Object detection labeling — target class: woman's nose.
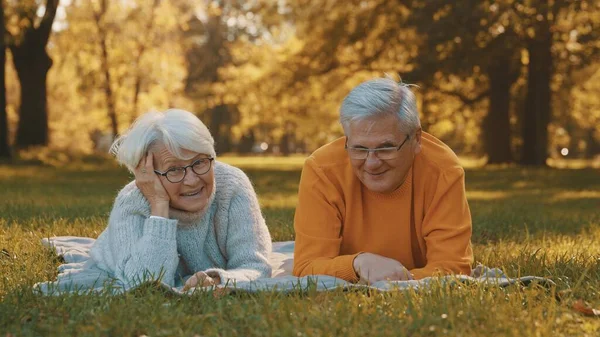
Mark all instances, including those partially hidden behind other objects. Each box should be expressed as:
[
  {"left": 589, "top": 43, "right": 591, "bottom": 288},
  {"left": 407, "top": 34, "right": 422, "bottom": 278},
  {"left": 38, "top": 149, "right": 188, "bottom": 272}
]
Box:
[{"left": 182, "top": 168, "right": 201, "bottom": 185}]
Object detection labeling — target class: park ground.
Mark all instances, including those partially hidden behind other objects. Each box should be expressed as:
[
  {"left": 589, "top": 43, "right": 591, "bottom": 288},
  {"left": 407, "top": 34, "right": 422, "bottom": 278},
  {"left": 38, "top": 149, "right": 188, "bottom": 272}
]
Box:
[{"left": 0, "top": 156, "right": 599, "bottom": 336}]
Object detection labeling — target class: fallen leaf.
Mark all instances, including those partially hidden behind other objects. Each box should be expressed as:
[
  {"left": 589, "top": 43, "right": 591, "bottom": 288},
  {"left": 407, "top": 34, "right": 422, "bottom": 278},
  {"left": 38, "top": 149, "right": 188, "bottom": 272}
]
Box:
[{"left": 572, "top": 300, "right": 600, "bottom": 317}]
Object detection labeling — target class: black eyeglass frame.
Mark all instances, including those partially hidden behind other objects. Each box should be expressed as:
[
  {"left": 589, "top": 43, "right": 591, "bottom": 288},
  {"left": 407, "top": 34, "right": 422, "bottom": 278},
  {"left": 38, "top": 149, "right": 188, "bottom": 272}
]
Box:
[{"left": 154, "top": 157, "right": 214, "bottom": 183}]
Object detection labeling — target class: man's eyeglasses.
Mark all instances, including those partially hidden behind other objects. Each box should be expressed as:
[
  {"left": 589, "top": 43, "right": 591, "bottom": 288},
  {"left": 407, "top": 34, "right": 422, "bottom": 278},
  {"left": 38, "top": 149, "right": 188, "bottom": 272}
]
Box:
[
  {"left": 154, "top": 157, "right": 214, "bottom": 183},
  {"left": 345, "top": 135, "right": 410, "bottom": 160}
]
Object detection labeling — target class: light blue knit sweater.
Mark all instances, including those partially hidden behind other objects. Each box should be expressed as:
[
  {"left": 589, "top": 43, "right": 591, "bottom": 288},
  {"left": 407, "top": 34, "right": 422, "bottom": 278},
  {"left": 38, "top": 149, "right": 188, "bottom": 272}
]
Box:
[{"left": 89, "top": 161, "right": 272, "bottom": 287}]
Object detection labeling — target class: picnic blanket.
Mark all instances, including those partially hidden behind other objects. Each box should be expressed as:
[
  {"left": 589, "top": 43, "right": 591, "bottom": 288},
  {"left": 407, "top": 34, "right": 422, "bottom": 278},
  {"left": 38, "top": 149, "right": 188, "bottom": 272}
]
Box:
[{"left": 34, "top": 236, "right": 554, "bottom": 295}]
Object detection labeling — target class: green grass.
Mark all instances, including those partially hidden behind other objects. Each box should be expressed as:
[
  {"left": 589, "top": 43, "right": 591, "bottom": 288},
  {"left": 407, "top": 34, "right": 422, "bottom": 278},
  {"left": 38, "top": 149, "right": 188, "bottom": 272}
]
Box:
[{"left": 1, "top": 156, "right": 599, "bottom": 336}]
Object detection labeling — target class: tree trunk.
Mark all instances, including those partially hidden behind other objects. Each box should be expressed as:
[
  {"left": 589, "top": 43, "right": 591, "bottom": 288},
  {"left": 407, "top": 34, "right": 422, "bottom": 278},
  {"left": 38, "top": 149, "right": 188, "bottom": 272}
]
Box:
[
  {"left": 521, "top": 19, "right": 552, "bottom": 166},
  {"left": 585, "top": 128, "right": 600, "bottom": 158},
  {"left": 209, "top": 104, "right": 233, "bottom": 154},
  {"left": 130, "top": 0, "right": 160, "bottom": 124},
  {"left": 100, "top": 36, "right": 117, "bottom": 137},
  {"left": 12, "top": 38, "right": 53, "bottom": 148},
  {"left": 93, "top": 0, "right": 118, "bottom": 137},
  {"left": 0, "top": 1, "right": 10, "bottom": 158},
  {"left": 483, "top": 57, "right": 514, "bottom": 164},
  {"left": 238, "top": 130, "right": 255, "bottom": 153},
  {"left": 9, "top": 0, "right": 58, "bottom": 149}
]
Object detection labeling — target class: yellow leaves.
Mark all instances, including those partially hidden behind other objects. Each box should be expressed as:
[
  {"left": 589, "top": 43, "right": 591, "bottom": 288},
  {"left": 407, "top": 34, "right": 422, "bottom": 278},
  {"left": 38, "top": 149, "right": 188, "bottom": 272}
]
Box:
[
  {"left": 15, "top": 0, "right": 193, "bottom": 153},
  {"left": 152, "top": 2, "right": 182, "bottom": 30},
  {"left": 521, "top": 49, "right": 529, "bottom": 65},
  {"left": 432, "top": 4, "right": 452, "bottom": 22},
  {"left": 489, "top": 24, "right": 505, "bottom": 37},
  {"left": 207, "top": 1, "right": 222, "bottom": 17},
  {"left": 429, "top": 119, "right": 455, "bottom": 139}
]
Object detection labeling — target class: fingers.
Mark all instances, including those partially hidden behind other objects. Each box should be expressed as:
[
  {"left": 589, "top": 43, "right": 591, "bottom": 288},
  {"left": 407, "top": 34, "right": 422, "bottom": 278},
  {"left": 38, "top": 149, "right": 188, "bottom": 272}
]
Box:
[
  {"left": 183, "top": 271, "right": 216, "bottom": 291},
  {"left": 352, "top": 253, "right": 415, "bottom": 283},
  {"left": 201, "top": 276, "right": 215, "bottom": 287},
  {"left": 145, "top": 152, "right": 154, "bottom": 172},
  {"left": 399, "top": 267, "right": 413, "bottom": 281},
  {"left": 182, "top": 275, "right": 198, "bottom": 292},
  {"left": 366, "top": 266, "right": 412, "bottom": 283},
  {"left": 134, "top": 152, "right": 150, "bottom": 177},
  {"left": 389, "top": 266, "right": 413, "bottom": 281}
]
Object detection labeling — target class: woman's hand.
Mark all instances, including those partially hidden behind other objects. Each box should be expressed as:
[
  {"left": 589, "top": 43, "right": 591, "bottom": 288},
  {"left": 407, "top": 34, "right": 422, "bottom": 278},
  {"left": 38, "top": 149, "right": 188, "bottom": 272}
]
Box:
[
  {"left": 183, "top": 271, "right": 221, "bottom": 291},
  {"left": 134, "top": 152, "right": 170, "bottom": 217}
]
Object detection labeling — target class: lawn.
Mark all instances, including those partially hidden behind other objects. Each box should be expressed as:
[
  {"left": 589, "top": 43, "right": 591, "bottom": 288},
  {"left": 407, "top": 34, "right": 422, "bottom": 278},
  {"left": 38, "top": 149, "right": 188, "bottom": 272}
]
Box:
[{"left": 1, "top": 156, "right": 599, "bottom": 336}]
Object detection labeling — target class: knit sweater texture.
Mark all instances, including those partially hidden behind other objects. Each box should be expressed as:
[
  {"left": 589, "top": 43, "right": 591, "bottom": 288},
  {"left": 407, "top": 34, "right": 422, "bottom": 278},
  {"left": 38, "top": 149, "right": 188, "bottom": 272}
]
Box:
[
  {"left": 293, "top": 132, "right": 473, "bottom": 281},
  {"left": 90, "top": 161, "right": 272, "bottom": 287}
]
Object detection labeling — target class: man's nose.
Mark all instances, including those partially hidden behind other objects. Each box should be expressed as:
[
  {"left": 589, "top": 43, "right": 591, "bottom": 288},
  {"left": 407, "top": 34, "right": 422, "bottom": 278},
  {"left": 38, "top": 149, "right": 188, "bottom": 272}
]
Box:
[{"left": 364, "top": 151, "right": 382, "bottom": 168}]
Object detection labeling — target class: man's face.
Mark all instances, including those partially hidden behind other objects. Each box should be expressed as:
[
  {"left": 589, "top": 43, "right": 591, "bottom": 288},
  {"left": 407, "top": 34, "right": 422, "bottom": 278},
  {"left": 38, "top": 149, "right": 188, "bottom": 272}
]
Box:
[{"left": 345, "top": 114, "right": 421, "bottom": 194}]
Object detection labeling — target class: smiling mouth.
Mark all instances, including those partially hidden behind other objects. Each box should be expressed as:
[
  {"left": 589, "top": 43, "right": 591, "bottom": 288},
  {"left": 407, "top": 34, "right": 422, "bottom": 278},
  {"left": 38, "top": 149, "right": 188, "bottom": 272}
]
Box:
[
  {"left": 181, "top": 187, "right": 204, "bottom": 197},
  {"left": 366, "top": 171, "right": 386, "bottom": 176}
]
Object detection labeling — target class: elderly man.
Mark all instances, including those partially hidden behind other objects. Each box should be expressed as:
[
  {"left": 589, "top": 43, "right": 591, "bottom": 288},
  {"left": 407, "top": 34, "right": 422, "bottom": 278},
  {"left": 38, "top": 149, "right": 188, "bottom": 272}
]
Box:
[{"left": 293, "top": 78, "right": 473, "bottom": 283}]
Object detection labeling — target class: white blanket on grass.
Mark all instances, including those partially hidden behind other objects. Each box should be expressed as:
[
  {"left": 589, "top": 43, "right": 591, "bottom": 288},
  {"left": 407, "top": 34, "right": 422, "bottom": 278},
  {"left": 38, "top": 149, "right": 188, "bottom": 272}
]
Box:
[{"left": 34, "top": 236, "right": 554, "bottom": 295}]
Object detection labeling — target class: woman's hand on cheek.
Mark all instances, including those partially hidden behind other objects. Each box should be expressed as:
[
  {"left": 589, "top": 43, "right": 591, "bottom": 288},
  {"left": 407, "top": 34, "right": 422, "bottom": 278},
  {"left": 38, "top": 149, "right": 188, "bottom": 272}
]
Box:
[{"left": 134, "top": 152, "right": 170, "bottom": 217}]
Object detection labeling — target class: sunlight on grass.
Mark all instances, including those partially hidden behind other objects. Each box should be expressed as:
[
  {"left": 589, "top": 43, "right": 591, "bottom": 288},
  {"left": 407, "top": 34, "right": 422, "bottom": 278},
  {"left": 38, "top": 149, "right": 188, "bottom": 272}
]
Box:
[
  {"left": 547, "top": 157, "right": 600, "bottom": 169},
  {"left": 466, "top": 190, "right": 511, "bottom": 200},
  {"left": 1, "top": 160, "right": 599, "bottom": 336},
  {"left": 219, "top": 155, "right": 308, "bottom": 170},
  {"left": 460, "top": 156, "right": 600, "bottom": 169},
  {"left": 259, "top": 194, "right": 299, "bottom": 209},
  {"left": 549, "top": 190, "right": 600, "bottom": 202}
]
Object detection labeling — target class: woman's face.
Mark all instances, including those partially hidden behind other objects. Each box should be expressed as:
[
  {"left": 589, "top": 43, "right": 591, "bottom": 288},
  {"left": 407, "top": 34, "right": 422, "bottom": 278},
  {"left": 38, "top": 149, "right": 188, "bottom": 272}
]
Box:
[{"left": 152, "top": 145, "right": 215, "bottom": 213}]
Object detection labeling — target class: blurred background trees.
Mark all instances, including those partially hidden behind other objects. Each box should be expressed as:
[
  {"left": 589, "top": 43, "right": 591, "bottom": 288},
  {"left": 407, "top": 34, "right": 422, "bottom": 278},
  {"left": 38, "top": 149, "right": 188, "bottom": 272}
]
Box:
[{"left": 0, "top": 0, "right": 598, "bottom": 165}]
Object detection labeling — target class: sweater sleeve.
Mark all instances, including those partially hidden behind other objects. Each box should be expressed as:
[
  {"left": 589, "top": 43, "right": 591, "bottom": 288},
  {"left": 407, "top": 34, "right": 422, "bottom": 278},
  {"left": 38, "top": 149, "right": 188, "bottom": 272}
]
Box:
[
  {"left": 93, "top": 186, "right": 180, "bottom": 287},
  {"left": 204, "top": 176, "right": 272, "bottom": 284},
  {"left": 292, "top": 157, "right": 361, "bottom": 282},
  {"left": 410, "top": 167, "right": 473, "bottom": 280}
]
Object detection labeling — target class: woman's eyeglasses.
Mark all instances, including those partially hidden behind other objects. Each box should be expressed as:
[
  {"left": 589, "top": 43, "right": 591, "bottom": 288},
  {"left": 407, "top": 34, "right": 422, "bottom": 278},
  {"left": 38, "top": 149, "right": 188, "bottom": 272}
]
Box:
[{"left": 154, "top": 158, "right": 214, "bottom": 183}]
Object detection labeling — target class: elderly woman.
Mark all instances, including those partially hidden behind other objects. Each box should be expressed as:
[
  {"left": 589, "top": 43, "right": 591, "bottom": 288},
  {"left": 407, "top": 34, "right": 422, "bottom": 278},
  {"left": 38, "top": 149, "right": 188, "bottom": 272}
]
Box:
[{"left": 89, "top": 109, "right": 272, "bottom": 290}]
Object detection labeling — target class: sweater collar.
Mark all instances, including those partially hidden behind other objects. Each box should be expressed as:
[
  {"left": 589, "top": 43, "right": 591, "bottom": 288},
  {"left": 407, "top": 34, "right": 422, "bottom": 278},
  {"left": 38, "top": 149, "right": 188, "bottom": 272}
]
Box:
[{"left": 363, "top": 166, "right": 413, "bottom": 200}]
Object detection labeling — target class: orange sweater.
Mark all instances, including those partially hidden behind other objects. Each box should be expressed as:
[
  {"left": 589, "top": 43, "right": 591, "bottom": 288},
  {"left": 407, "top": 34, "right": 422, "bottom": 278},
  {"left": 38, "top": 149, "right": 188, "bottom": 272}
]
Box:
[{"left": 292, "top": 132, "right": 473, "bottom": 281}]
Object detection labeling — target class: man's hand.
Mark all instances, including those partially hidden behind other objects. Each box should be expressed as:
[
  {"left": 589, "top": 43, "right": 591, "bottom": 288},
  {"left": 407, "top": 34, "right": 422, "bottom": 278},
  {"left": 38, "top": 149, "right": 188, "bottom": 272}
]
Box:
[
  {"left": 134, "top": 152, "right": 170, "bottom": 217},
  {"left": 352, "top": 252, "right": 413, "bottom": 284},
  {"left": 183, "top": 271, "right": 221, "bottom": 291}
]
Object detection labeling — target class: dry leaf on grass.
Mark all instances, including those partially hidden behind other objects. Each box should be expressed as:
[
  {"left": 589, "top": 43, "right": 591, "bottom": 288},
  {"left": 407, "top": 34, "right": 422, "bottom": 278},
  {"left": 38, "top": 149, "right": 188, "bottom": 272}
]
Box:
[{"left": 572, "top": 300, "right": 600, "bottom": 317}]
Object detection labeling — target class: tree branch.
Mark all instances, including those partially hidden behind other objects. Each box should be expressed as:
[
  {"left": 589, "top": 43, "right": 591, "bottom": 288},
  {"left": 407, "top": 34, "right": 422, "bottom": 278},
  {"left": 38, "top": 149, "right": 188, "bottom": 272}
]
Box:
[
  {"left": 430, "top": 83, "right": 489, "bottom": 106},
  {"left": 38, "top": 0, "right": 59, "bottom": 45}
]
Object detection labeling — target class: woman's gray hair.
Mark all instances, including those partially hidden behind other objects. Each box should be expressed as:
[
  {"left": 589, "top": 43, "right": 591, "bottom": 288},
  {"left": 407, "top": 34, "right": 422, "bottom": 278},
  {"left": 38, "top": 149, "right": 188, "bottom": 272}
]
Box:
[
  {"left": 110, "top": 109, "right": 216, "bottom": 171},
  {"left": 340, "top": 78, "right": 421, "bottom": 136}
]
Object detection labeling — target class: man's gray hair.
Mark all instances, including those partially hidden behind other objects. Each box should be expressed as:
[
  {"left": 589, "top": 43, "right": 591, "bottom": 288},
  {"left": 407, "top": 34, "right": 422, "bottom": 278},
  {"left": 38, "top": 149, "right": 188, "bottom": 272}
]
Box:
[
  {"left": 340, "top": 78, "right": 421, "bottom": 136},
  {"left": 110, "top": 109, "right": 216, "bottom": 172}
]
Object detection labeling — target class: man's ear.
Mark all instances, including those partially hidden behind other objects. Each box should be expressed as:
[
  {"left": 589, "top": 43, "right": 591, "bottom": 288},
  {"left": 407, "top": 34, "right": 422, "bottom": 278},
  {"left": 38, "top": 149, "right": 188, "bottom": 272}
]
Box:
[{"left": 414, "top": 128, "right": 422, "bottom": 154}]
